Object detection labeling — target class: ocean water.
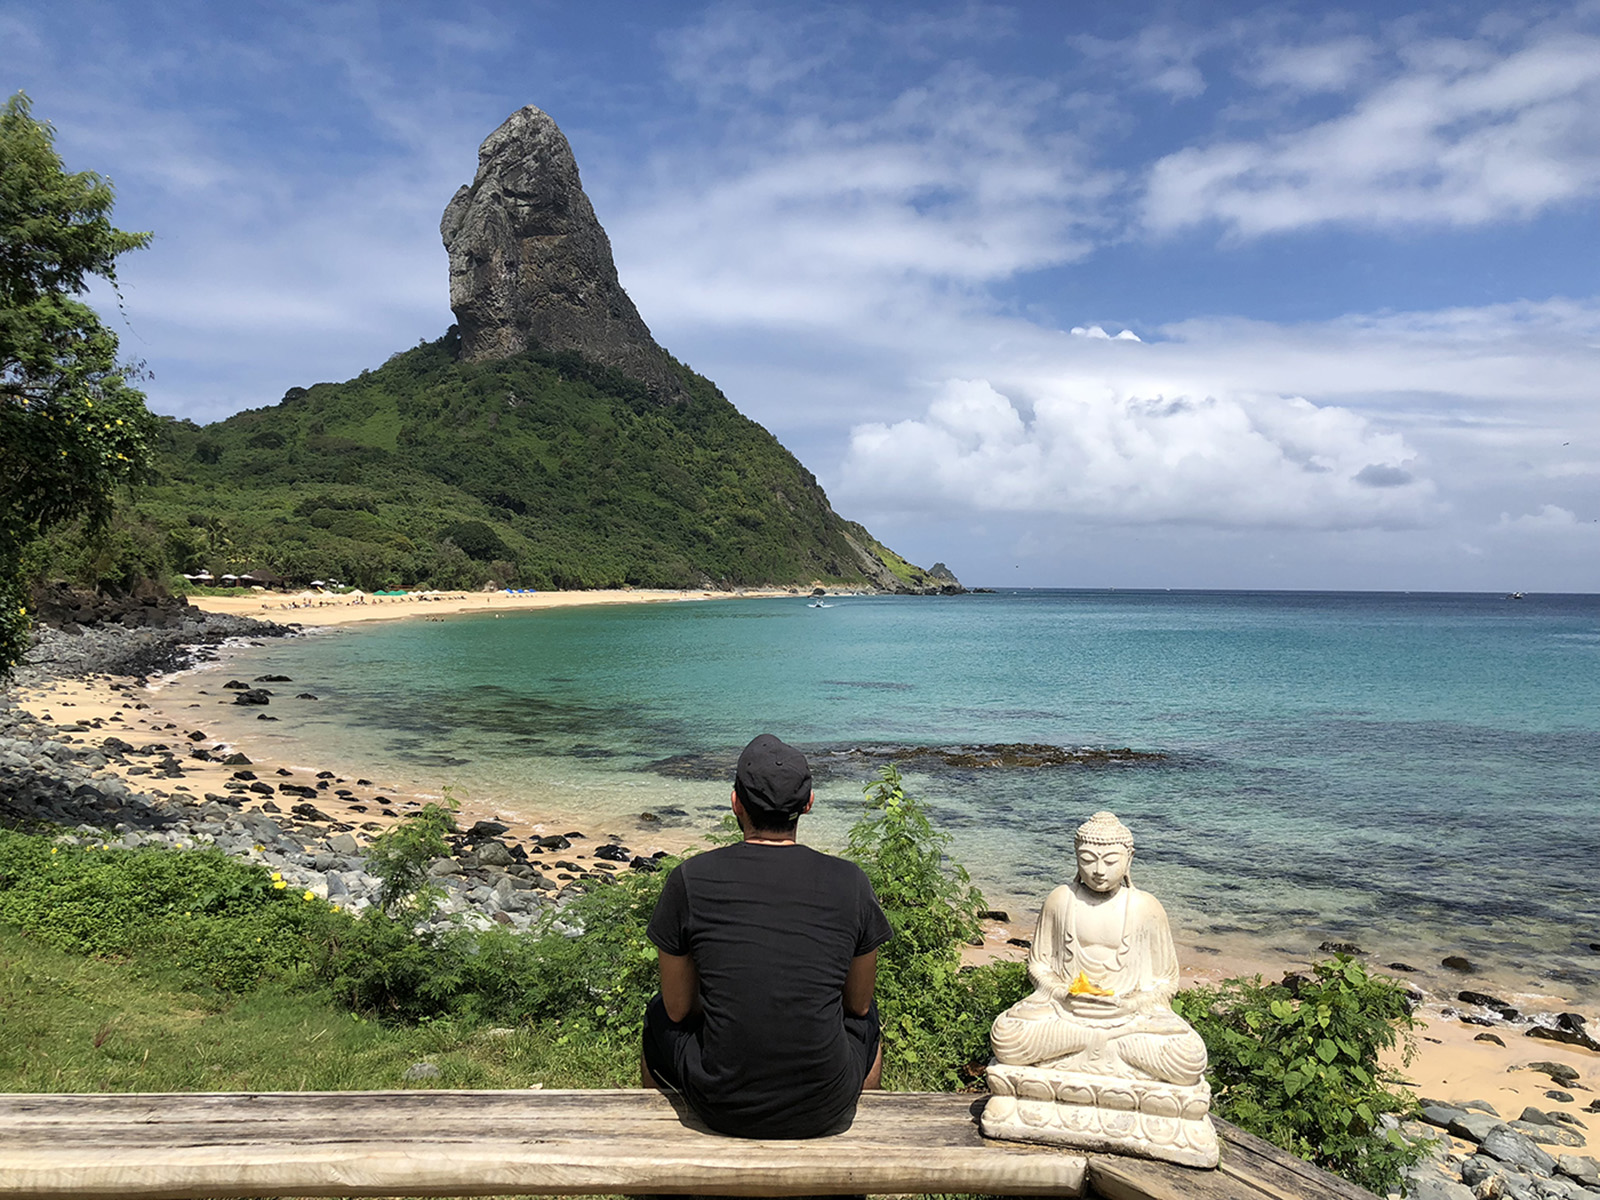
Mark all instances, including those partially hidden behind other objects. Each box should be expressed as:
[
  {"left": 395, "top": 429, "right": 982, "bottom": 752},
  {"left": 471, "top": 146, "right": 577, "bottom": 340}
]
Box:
[{"left": 176, "top": 590, "right": 1600, "bottom": 999}]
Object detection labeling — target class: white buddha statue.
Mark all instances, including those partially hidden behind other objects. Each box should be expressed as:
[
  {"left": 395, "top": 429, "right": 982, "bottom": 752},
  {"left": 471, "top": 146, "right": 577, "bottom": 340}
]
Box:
[{"left": 982, "top": 811, "right": 1219, "bottom": 1168}]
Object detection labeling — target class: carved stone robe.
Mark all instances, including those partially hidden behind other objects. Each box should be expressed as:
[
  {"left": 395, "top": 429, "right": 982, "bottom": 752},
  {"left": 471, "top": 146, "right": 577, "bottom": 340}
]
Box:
[{"left": 991, "top": 880, "right": 1204, "bottom": 1083}]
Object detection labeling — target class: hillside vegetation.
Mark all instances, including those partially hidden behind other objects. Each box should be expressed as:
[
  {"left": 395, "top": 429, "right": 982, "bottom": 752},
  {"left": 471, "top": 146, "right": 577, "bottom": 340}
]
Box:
[{"left": 36, "top": 331, "right": 941, "bottom": 595}]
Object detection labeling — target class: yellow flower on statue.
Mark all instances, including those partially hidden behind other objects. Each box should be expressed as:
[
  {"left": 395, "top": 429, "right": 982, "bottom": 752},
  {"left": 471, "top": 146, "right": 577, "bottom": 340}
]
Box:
[{"left": 1067, "top": 972, "right": 1114, "bottom": 997}]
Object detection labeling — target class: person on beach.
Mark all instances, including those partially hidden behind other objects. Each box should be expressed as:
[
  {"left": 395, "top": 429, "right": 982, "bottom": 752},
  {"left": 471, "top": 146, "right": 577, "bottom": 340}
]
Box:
[{"left": 641, "top": 733, "right": 892, "bottom": 1138}]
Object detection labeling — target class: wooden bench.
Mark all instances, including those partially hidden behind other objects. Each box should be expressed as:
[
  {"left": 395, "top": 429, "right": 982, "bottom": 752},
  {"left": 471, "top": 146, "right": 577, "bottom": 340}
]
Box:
[{"left": 0, "top": 1089, "right": 1378, "bottom": 1200}]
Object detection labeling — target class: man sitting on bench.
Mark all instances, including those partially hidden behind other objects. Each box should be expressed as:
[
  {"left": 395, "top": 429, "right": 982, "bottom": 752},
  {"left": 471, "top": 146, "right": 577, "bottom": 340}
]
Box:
[{"left": 641, "top": 733, "right": 892, "bottom": 1138}]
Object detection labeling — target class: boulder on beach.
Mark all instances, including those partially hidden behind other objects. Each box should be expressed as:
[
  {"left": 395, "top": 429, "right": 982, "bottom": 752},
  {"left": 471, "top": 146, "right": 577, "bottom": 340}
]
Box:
[{"left": 1526, "top": 1012, "right": 1600, "bottom": 1053}]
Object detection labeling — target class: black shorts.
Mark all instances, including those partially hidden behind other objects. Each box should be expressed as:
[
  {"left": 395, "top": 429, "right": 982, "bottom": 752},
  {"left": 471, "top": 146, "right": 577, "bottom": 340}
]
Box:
[{"left": 640, "top": 992, "right": 881, "bottom": 1133}]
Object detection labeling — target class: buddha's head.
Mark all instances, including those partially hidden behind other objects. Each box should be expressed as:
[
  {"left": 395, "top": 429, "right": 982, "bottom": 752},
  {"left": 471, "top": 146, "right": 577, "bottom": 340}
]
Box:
[{"left": 1074, "top": 810, "right": 1134, "bottom": 893}]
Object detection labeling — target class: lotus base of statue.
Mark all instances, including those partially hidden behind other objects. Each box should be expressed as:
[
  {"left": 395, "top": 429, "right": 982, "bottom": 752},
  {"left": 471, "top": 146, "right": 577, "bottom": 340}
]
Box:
[{"left": 982, "top": 1062, "right": 1220, "bottom": 1168}]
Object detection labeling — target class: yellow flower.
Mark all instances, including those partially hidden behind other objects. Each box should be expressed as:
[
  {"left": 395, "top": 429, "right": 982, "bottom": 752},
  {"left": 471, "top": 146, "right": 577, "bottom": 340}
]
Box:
[
  {"left": 302, "top": 890, "right": 316, "bottom": 901},
  {"left": 271, "top": 871, "right": 282, "bottom": 881},
  {"left": 51, "top": 847, "right": 58, "bottom": 855},
  {"left": 273, "top": 880, "right": 287, "bottom": 890},
  {"left": 1067, "top": 972, "right": 1115, "bottom": 997}
]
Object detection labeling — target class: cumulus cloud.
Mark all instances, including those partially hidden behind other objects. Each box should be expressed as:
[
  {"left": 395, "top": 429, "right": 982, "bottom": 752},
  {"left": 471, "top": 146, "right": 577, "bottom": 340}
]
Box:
[
  {"left": 1495, "top": 504, "right": 1592, "bottom": 531},
  {"left": 1244, "top": 36, "right": 1376, "bottom": 93},
  {"left": 1071, "top": 325, "right": 1141, "bottom": 341},
  {"left": 839, "top": 377, "right": 1436, "bottom": 530},
  {"left": 1144, "top": 27, "right": 1600, "bottom": 236}
]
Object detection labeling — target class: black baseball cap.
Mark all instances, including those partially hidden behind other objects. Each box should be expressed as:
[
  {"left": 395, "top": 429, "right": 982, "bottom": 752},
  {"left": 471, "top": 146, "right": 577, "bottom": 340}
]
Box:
[{"left": 734, "top": 734, "right": 813, "bottom": 819}]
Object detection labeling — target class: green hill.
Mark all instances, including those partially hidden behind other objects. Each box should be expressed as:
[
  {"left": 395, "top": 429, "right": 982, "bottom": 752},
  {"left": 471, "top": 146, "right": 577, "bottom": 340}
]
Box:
[{"left": 73, "top": 329, "right": 941, "bottom": 594}]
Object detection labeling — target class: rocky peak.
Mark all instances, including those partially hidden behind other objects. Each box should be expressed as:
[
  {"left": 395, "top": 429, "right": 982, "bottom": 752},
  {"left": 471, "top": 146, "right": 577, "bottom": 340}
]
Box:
[{"left": 441, "top": 106, "right": 680, "bottom": 398}]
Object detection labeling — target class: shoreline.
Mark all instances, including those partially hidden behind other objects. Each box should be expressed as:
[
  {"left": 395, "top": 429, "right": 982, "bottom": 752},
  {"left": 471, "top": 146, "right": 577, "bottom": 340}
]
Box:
[
  {"left": 4, "top": 593, "right": 1598, "bottom": 1129},
  {"left": 184, "top": 585, "right": 814, "bottom": 628}
]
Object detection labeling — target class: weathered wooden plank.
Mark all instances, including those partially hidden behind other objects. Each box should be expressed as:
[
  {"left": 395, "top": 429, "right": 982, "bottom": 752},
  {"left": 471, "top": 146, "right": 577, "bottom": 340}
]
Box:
[
  {"left": 1083, "top": 1119, "right": 1381, "bottom": 1200},
  {"left": 0, "top": 1090, "right": 1376, "bottom": 1200},
  {"left": 1086, "top": 1153, "right": 1252, "bottom": 1200},
  {"left": 0, "top": 1091, "right": 1089, "bottom": 1199},
  {"left": 1205, "top": 1121, "right": 1378, "bottom": 1200}
]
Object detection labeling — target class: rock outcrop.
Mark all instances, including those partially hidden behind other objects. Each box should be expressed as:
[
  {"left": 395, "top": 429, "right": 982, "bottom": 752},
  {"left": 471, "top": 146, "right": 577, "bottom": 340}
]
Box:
[{"left": 441, "top": 106, "right": 681, "bottom": 399}]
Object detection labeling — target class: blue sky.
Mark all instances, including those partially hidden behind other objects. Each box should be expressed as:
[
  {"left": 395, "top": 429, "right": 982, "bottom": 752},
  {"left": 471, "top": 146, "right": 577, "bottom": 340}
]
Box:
[{"left": 6, "top": 0, "right": 1599, "bottom": 590}]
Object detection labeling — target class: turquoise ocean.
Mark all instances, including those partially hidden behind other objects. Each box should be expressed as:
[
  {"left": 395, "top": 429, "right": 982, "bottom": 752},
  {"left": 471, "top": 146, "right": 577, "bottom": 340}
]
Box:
[{"left": 178, "top": 590, "right": 1600, "bottom": 1001}]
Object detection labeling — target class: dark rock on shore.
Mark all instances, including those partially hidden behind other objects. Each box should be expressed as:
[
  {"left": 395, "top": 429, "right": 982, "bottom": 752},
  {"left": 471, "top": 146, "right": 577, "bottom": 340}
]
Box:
[
  {"left": 15, "top": 606, "right": 287, "bottom": 686},
  {"left": 1442, "top": 955, "right": 1475, "bottom": 973},
  {"left": 31, "top": 581, "right": 210, "bottom": 635},
  {"left": 1525, "top": 1062, "right": 1581, "bottom": 1085},
  {"left": 1527, "top": 1013, "right": 1600, "bottom": 1053}
]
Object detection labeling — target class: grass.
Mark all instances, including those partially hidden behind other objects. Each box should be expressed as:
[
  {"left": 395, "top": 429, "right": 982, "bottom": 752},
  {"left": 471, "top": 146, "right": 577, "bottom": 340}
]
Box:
[{"left": 0, "top": 926, "right": 634, "bottom": 1094}]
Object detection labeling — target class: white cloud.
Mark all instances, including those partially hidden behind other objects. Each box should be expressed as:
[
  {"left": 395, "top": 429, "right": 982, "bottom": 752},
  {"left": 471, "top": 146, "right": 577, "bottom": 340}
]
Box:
[
  {"left": 839, "top": 377, "right": 1436, "bottom": 530},
  {"left": 659, "top": 4, "right": 852, "bottom": 101},
  {"left": 1495, "top": 504, "right": 1594, "bottom": 531},
  {"left": 614, "top": 62, "right": 1112, "bottom": 335},
  {"left": 1144, "top": 28, "right": 1600, "bottom": 236},
  {"left": 1072, "top": 26, "right": 1212, "bottom": 100},
  {"left": 1245, "top": 36, "right": 1376, "bottom": 93}
]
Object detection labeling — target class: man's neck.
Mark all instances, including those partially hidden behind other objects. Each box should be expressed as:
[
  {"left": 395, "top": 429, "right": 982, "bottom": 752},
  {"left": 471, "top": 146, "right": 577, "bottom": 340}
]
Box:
[{"left": 743, "top": 830, "right": 799, "bottom": 845}]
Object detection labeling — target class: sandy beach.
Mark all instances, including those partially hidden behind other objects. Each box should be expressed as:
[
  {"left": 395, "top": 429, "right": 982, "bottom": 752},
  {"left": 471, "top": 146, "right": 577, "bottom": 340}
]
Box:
[
  {"left": 188, "top": 585, "right": 807, "bottom": 627},
  {"left": 9, "top": 587, "right": 1597, "bottom": 1131}
]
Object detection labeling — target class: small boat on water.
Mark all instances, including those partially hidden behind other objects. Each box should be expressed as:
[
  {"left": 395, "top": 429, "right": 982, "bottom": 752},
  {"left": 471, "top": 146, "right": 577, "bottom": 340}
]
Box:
[{"left": 808, "top": 600, "right": 833, "bottom": 608}]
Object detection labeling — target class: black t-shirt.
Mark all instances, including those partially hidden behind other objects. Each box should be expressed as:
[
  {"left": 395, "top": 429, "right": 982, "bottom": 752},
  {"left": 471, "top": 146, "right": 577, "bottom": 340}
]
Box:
[{"left": 646, "top": 841, "right": 893, "bottom": 1138}]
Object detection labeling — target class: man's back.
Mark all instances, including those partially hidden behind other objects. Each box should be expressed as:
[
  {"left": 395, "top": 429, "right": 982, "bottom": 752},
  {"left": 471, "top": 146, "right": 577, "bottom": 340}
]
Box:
[{"left": 647, "top": 841, "right": 891, "bottom": 1138}]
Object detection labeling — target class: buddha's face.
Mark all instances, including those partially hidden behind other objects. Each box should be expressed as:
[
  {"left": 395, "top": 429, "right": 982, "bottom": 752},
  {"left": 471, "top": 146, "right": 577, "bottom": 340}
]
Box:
[{"left": 1075, "top": 842, "right": 1130, "bottom": 893}]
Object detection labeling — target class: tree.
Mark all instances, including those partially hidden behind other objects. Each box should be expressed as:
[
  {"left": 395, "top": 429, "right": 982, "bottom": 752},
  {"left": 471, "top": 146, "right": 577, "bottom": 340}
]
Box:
[{"left": 1, "top": 91, "right": 157, "bottom": 676}]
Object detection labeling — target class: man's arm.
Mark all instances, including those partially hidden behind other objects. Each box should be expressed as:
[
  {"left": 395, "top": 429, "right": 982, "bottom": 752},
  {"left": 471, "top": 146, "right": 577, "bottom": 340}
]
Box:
[
  {"left": 842, "top": 949, "right": 877, "bottom": 1018},
  {"left": 658, "top": 950, "right": 702, "bottom": 1022}
]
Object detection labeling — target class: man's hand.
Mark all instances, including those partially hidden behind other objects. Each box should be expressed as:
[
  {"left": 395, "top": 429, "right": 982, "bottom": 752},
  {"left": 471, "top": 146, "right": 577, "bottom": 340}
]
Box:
[
  {"left": 658, "top": 950, "right": 702, "bottom": 1022},
  {"left": 843, "top": 949, "right": 877, "bottom": 1017}
]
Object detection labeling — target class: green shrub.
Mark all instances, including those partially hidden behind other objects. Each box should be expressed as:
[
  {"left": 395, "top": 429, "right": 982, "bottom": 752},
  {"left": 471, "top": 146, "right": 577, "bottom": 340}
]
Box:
[
  {"left": 364, "top": 799, "right": 457, "bottom": 915},
  {"left": 1171, "top": 956, "right": 1428, "bottom": 1193},
  {"left": 0, "top": 830, "right": 349, "bottom": 992},
  {"left": 318, "top": 908, "right": 471, "bottom": 1020},
  {"left": 847, "top": 765, "right": 1028, "bottom": 1088}
]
